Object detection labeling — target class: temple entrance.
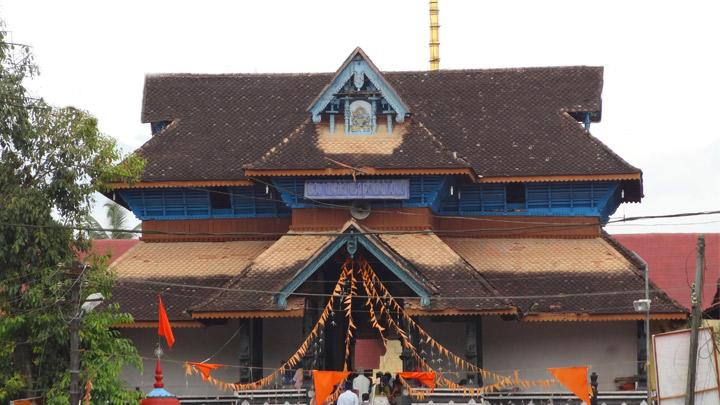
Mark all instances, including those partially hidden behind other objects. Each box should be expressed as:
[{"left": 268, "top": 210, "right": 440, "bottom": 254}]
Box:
[
  {"left": 296, "top": 247, "right": 416, "bottom": 372},
  {"left": 187, "top": 250, "right": 562, "bottom": 398}
]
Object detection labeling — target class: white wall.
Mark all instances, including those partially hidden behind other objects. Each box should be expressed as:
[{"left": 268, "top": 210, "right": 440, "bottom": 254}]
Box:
[
  {"left": 121, "top": 321, "right": 244, "bottom": 397},
  {"left": 482, "top": 316, "right": 638, "bottom": 391},
  {"left": 262, "top": 317, "right": 304, "bottom": 376},
  {"left": 121, "top": 317, "right": 638, "bottom": 395},
  {"left": 416, "top": 317, "right": 638, "bottom": 391}
]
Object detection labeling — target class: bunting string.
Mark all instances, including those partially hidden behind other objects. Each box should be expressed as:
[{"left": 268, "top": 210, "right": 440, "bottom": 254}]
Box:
[
  {"left": 185, "top": 259, "right": 353, "bottom": 392},
  {"left": 358, "top": 257, "right": 558, "bottom": 395},
  {"left": 184, "top": 257, "right": 558, "bottom": 396}
]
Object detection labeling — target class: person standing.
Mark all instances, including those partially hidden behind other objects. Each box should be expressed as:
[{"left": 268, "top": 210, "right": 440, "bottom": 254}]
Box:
[
  {"left": 338, "top": 381, "right": 360, "bottom": 405},
  {"left": 353, "top": 370, "right": 371, "bottom": 401}
]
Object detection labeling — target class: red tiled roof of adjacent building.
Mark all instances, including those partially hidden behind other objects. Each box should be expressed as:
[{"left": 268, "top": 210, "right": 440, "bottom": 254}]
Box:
[
  {"left": 612, "top": 233, "right": 720, "bottom": 310},
  {"left": 77, "top": 239, "right": 140, "bottom": 264}
]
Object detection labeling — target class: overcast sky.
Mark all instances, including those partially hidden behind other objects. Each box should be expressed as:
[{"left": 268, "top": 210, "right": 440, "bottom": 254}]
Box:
[{"left": 1, "top": 0, "right": 718, "bottom": 234}]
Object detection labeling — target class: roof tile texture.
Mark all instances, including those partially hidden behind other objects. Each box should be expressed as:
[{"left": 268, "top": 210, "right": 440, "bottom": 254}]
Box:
[
  {"left": 443, "top": 236, "right": 681, "bottom": 314},
  {"left": 111, "top": 240, "right": 273, "bottom": 320},
  {"left": 378, "top": 233, "right": 509, "bottom": 311},
  {"left": 190, "top": 233, "right": 332, "bottom": 313},
  {"left": 613, "top": 233, "right": 720, "bottom": 310},
  {"left": 137, "top": 66, "right": 639, "bottom": 181}
]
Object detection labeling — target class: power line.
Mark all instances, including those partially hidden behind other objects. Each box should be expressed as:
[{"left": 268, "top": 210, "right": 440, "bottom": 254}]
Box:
[
  {"left": 2, "top": 209, "right": 719, "bottom": 238},
  {"left": 115, "top": 277, "right": 696, "bottom": 302}
]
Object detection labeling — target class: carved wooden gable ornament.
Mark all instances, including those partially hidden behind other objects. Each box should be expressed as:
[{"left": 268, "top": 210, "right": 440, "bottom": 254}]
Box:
[{"left": 307, "top": 48, "right": 410, "bottom": 135}]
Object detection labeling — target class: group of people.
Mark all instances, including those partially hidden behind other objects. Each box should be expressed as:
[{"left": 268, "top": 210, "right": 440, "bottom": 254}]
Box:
[
  {"left": 341, "top": 370, "right": 404, "bottom": 405},
  {"left": 280, "top": 365, "right": 405, "bottom": 405}
]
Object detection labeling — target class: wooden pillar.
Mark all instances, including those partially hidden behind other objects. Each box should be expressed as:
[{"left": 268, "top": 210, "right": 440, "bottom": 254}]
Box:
[
  {"left": 303, "top": 297, "right": 324, "bottom": 370},
  {"left": 238, "top": 318, "right": 264, "bottom": 383},
  {"left": 465, "top": 317, "right": 483, "bottom": 386},
  {"left": 590, "top": 372, "right": 599, "bottom": 405},
  {"left": 401, "top": 316, "right": 420, "bottom": 371}
]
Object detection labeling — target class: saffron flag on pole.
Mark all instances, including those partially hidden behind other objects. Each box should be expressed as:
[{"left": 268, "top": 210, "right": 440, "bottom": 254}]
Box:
[
  {"left": 158, "top": 295, "right": 175, "bottom": 348},
  {"left": 547, "top": 366, "right": 591, "bottom": 405}
]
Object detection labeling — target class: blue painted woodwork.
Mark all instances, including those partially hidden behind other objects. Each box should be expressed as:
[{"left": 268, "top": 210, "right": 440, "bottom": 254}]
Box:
[
  {"left": 309, "top": 53, "right": 409, "bottom": 124},
  {"left": 273, "top": 176, "right": 448, "bottom": 210},
  {"left": 118, "top": 185, "right": 290, "bottom": 220},
  {"left": 436, "top": 181, "right": 621, "bottom": 222},
  {"left": 118, "top": 176, "right": 622, "bottom": 222},
  {"left": 275, "top": 229, "right": 431, "bottom": 309}
]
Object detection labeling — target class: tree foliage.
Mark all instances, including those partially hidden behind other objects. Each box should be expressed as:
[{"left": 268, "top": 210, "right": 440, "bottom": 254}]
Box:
[
  {"left": 0, "top": 21, "right": 145, "bottom": 403},
  {"left": 84, "top": 201, "right": 140, "bottom": 240}
]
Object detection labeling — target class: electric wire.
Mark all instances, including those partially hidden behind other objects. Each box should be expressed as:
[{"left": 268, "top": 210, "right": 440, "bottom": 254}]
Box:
[{"left": 2, "top": 209, "right": 719, "bottom": 238}]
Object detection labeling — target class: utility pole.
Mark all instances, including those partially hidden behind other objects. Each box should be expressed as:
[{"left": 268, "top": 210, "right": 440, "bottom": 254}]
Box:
[
  {"left": 68, "top": 265, "right": 84, "bottom": 405},
  {"left": 685, "top": 234, "right": 705, "bottom": 405}
]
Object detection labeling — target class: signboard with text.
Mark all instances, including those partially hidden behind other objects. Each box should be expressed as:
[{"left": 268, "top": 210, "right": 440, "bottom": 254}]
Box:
[{"left": 304, "top": 179, "right": 410, "bottom": 200}]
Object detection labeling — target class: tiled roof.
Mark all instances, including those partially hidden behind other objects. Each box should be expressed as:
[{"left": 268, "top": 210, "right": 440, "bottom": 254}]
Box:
[
  {"left": 190, "top": 233, "right": 333, "bottom": 314},
  {"left": 443, "top": 235, "right": 683, "bottom": 315},
  {"left": 110, "top": 240, "right": 273, "bottom": 320},
  {"left": 613, "top": 233, "right": 720, "bottom": 310},
  {"left": 377, "top": 233, "right": 511, "bottom": 312},
  {"left": 108, "top": 232, "right": 687, "bottom": 320},
  {"left": 137, "top": 64, "right": 640, "bottom": 183}
]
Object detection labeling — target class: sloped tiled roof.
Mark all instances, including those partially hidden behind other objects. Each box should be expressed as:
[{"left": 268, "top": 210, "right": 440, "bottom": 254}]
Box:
[
  {"left": 613, "top": 233, "right": 720, "bottom": 310},
  {"left": 443, "top": 235, "right": 683, "bottom": 315},
  {"left": 190, "top": 233, "right": 333, "bottom": 314},
  {"left": 137, "top": 62, "right": 640, "bottom": 183},
  {"left": 110, "top": 240, "right": 273, "bottom": 320},
  {"left": 377, "top": 233, "right": 511, "bottom": 312},
  {"left": 109, "top": 233, "right": 687, "bottom": 320}
]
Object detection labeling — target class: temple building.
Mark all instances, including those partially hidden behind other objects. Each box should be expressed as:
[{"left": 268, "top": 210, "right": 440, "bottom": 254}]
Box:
[{"left": 107, "top": 48, "right": 686, "bottom": 400}]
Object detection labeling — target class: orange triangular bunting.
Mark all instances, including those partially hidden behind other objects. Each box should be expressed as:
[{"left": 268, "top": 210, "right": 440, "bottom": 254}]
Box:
[{"left": 548, "top": 366, "right": 591, "bottom": 405}]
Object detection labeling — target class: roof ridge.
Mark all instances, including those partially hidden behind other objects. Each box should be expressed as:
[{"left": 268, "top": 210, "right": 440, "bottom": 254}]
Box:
[
  {"left": 434, "top": 235, "right": 517, "bottom": 309},
  {"left": 144, "top": 65, "right": 602, "bottom": 79},
  {"left": 243, "top": 118, "right": 311, "bottom": 170},
  {"left": 415, "top": 120, "right": 473, "bottom": 168}
]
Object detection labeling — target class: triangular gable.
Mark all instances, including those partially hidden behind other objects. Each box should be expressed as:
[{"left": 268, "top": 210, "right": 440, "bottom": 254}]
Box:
[
  {"left": 307, "top": 47, "right": 410, "bottom": 124},
  {"left": 275, "top": 220, "right": 433, "bottom": 309}
]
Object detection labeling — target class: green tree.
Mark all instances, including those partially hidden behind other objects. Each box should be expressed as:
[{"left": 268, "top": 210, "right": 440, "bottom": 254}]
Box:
[
  {"left": 84, "top": 200, "right": 140, "bottom": 239},
  {"left": 0, "top": 22, "right": 146, "bottom": 403}
]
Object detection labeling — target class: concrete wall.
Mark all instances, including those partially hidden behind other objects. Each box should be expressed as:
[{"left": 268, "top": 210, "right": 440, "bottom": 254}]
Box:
[
  {"left": 121, "top": 318, "right": 305, "bottom": 396},
  {"left": 121, "top": 321, "right": 243, "bottom": 397},
  {"left": 121, "top": 317, "right": 637, "bottom": 396},
  {"left": 262, "top": 318, "right": 304, "bottom": 376},
  {"left": 483, "top": 316, "right": 638, "bottom": 391},
  {"left": 417, "top": 317, "right": 638, "bottom": 391}
]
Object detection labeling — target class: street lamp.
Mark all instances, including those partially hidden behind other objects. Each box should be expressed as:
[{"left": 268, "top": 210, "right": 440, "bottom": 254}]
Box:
[{"left": 69, "top": 290, "right": 104, "bottom": 405}]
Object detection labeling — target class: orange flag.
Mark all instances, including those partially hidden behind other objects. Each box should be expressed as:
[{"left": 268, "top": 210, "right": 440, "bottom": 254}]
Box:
[
  {"left": 313, "top": 370, "right": 350, "bottom": 405},
  {"left": 187, "top": 362, "right": 223, "bottom": 381},
  {"left": 547, "top": 366, "right": 591, "bottom": 405},
  {"left": 399, "top": 371, "right": 436, "bottom": 389},
  {"left": 158, "top": 295, "right": 175, "bottom": 348}
]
